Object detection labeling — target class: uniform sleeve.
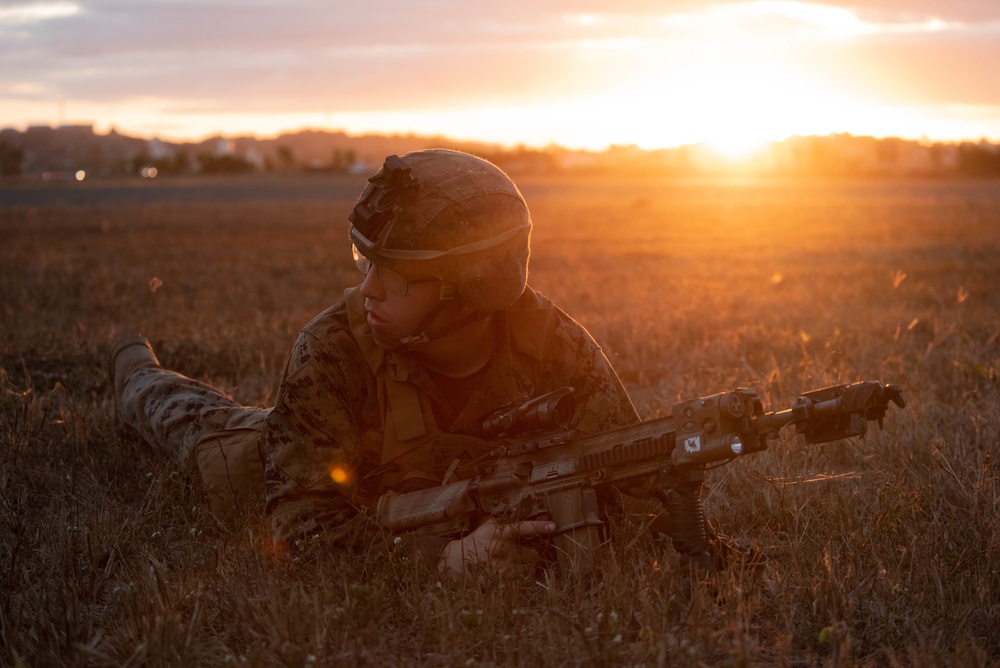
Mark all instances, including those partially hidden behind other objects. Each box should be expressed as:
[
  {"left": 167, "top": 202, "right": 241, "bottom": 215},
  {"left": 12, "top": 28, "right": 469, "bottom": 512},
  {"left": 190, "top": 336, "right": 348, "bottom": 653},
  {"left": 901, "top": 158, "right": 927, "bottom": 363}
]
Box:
[
  {"left": 542, "top": 310, "right": 641, "bottom": 435},
  {"left": 260, "top": 323, "right": 374, "bottom": 547},
  {"left": 539, "top": 311, "right": 677, "bottom": 514},
  {"left": 260, "top": 315, "right": 461, "bottom": 566}
]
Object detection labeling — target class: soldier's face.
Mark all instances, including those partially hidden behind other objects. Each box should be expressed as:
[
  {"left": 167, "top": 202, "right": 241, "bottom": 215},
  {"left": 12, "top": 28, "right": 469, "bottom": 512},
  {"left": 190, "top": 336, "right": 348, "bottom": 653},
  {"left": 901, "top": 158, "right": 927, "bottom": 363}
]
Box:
[{"left": 359, "top": 265, "right": 444, "bottom": 348}]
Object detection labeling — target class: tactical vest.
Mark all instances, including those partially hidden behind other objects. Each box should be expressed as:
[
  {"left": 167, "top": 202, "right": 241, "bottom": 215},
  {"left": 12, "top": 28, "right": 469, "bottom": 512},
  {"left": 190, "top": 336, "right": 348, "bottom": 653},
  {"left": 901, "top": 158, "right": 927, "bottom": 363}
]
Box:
[{"left": 343, "top": 287, "right": 558, "bottom": 506}]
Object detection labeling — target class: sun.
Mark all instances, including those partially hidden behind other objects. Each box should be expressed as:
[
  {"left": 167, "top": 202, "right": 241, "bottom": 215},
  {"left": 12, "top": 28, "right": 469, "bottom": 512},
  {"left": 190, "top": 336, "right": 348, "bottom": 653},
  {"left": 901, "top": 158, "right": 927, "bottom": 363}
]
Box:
[
  {"left": 513, "top": 4, "right": 891, "bottom": 153},
  {"left": 704, "top": 133, "right": 775, "bottom": 161}
]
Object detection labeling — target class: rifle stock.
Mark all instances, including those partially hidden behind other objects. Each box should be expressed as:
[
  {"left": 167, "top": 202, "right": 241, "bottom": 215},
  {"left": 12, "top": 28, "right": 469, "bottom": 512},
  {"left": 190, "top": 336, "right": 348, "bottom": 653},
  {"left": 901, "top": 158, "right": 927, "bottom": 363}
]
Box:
[{"left": 375, "top": 381, "right": 905, "bottom": 575}]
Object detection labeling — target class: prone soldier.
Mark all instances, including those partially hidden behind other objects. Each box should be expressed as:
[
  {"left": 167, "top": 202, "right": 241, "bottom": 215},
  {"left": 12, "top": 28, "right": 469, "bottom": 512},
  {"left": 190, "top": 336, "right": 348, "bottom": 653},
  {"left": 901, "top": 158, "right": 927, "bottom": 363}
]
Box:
[{"left": 111, "top": 149, "right": 651, "bottom": 576}]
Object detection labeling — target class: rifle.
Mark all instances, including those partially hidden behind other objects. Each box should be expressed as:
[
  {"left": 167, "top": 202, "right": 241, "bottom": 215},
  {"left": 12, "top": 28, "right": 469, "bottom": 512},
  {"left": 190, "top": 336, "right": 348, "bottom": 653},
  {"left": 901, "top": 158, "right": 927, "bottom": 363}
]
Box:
[{"left": 375, "top": 381, "right": 905, "bottom": 577}]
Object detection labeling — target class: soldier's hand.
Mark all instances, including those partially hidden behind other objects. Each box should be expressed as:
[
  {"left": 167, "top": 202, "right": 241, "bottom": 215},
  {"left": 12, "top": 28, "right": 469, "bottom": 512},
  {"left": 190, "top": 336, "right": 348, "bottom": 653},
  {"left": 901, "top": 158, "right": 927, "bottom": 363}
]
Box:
[{"left": 439, "top": 517, "right": 556, "bottom": 577}]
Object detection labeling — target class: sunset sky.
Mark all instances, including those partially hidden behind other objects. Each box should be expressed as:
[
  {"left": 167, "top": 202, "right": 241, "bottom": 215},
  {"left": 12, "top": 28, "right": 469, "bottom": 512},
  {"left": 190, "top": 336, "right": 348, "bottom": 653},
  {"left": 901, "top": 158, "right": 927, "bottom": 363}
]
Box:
[{"left": 2, "top": 0, "right": 999, "bottom": 152}]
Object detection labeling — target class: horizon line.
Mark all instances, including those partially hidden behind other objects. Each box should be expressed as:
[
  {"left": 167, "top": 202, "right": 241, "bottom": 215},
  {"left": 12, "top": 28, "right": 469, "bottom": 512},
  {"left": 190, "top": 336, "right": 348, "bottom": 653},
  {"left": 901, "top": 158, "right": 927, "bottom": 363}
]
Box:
[{"left": 6, "top": 121, "right": 1000, "bottom": 153}]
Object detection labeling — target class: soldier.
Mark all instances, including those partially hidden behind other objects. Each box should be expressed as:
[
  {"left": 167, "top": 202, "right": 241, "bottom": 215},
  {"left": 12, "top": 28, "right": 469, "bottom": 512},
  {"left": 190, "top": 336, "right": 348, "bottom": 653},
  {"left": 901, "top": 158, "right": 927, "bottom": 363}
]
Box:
[{"left": 111, "top": 149, "right": 640, "bottom": 576}]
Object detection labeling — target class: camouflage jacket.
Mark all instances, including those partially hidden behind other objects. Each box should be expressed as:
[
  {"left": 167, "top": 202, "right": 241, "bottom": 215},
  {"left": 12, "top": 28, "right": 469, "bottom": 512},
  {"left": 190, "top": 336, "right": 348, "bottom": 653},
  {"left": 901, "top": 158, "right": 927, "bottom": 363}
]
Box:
[{"left": 260, "top": 286, "right": 639, "bottom": 558}]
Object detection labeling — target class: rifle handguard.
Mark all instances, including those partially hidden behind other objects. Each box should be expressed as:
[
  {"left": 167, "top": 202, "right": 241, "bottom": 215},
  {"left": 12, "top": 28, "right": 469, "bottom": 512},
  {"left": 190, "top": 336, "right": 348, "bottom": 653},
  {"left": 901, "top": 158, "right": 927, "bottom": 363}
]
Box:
[{"left": 376, "top": 479, "right": 477, "bottom": 535}]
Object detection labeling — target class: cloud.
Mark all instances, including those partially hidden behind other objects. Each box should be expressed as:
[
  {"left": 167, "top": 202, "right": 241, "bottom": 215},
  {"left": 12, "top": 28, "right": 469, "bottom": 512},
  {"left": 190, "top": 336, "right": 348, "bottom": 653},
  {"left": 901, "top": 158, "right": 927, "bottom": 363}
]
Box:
[
  {"left": 0, "top": 2, "right": 81, "bottom": 26},
  {"left": 825, "top": 0, "right": 1000, "bottom": 24},
  {"left": 2, "top": 1, "right": 629, "bottom": 109}
]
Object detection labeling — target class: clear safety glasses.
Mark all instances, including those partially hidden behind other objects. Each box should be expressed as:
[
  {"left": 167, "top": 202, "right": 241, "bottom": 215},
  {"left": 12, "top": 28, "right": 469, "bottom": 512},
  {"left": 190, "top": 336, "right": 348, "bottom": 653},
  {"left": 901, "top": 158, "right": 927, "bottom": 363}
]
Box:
[{"left": 353, "top": 244, "right": 434, "bottom": 296}]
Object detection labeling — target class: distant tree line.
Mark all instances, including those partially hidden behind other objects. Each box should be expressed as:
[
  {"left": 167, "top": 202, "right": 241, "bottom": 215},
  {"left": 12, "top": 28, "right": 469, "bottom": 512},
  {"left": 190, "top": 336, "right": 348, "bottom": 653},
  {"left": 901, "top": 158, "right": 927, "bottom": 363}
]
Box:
[
  {"left": 3, "top": 127, "right": 1000, "bottom": 179},
  {"left": 0, "top": 140, "right": 23, "bottom": 176},
  {"left": 958, "top": 144, "right": 1000, "bottom": 176},
  {"left": 0, "top": 131, "right": 360, "bottom": 178}
]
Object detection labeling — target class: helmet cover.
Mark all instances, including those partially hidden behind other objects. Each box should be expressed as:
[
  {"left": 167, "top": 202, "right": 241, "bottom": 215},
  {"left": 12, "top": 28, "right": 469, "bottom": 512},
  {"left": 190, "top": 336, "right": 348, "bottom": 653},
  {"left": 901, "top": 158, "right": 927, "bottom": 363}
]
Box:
[{"left": 349, "top": 149, "right": 531, "bottom": 312}]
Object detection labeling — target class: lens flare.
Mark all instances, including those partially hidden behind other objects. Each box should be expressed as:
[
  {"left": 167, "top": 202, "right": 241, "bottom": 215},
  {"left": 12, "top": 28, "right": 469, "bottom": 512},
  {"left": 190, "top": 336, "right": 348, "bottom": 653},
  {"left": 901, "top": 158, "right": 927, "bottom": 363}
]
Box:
[{"left": 330, "top": 465, "right": 351, "bottom": 486}]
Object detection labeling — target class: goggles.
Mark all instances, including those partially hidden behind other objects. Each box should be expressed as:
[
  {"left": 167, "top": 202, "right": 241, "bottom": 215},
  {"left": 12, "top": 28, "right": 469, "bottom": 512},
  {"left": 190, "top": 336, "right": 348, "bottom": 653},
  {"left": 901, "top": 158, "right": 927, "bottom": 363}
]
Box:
[{"left": 353, "top": 244, "right": 435, "bottom": 296}]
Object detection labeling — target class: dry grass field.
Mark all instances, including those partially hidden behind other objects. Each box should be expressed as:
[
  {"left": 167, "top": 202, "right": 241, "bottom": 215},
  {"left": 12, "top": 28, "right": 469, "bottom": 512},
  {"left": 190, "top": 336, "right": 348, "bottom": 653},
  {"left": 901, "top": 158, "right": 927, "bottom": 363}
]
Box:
[{"left": 1, "top": 172, "right": 999, "bottom": 666}]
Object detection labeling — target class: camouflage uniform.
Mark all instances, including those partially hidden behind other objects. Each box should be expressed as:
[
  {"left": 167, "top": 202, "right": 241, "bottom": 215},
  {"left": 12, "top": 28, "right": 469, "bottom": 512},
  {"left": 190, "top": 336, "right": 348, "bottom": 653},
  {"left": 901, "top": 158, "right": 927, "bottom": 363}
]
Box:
[
  {"left": 116, "top": 352, "right": 270, "bottom": 506},
  {"left": 116, "top": 285, "right": 637, "bottom": 558},
  {"left": 261, "top": 285, "right": 638, "bottom": 552},
  {"left": 115, "top": 148, "right": 640, "bottom": 563}
]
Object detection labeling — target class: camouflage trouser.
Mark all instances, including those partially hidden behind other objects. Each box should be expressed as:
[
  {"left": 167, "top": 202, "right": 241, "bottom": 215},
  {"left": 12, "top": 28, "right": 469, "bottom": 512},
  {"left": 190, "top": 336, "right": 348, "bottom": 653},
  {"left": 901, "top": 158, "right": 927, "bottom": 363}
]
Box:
[{"left": 120, "top": 366, "right": 269, "bottom": 515}]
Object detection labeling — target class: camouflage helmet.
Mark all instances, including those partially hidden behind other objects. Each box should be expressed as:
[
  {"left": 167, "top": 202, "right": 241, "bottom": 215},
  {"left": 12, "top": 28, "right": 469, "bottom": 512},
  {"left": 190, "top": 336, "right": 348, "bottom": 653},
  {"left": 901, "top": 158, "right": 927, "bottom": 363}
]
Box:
[{"left": 348, "top": 149, "right": 531, "bottom": 313}]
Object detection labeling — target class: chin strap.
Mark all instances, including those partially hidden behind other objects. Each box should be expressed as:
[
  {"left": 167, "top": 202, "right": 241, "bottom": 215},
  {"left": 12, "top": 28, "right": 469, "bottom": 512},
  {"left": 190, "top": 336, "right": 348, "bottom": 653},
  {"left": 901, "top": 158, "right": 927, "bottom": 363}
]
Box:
[
  {"left": 399, "top": 308, "right": 490, "bottom": 348},
  {"left": 397, "top": 282, "right": 491, "bottom": 348}
]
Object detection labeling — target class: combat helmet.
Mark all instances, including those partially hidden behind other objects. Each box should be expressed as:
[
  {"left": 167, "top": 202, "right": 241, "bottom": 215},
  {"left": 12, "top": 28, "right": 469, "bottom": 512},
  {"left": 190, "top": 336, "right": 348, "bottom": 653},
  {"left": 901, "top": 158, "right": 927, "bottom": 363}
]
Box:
[{"left": 349, "top": 149, "right": 531, "bottom": 313}]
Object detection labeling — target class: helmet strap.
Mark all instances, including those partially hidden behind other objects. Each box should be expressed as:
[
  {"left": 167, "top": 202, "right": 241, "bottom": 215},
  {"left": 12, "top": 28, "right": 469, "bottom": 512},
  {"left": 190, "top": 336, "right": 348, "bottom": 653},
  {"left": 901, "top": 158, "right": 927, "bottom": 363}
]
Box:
[{"left": 399, "top": 299, "right": 489, "bottom": 348}]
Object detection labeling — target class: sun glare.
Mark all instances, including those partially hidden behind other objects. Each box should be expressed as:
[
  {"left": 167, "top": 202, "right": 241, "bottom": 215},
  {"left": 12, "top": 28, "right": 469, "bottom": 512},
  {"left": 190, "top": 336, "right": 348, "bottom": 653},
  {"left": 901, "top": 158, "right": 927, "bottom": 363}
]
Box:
[
  {"left": 555, "top": 2, "right": 906, "bottom": 152},
  {"left": 705, "top": 134, "right": 774, "bottom": 160}
]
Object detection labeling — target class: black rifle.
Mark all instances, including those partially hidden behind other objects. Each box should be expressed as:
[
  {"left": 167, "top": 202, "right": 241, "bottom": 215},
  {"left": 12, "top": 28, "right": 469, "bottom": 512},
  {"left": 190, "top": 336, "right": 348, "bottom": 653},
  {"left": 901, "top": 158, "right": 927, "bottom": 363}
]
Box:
[{"left": 376, "top": 381, "right": 905, "bottom": 577}]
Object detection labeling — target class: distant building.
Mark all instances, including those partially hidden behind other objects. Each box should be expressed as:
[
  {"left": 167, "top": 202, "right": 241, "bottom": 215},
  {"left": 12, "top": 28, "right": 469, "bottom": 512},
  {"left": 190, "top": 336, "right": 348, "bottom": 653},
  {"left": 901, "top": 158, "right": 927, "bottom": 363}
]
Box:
[
  {"left": 210, "top": 137, "right": 234, "bottom": 157},
  {"left": 147, "top": 138, "right": 173, "bottom": 160},
  {"left": 770, "top": 134, "right": 965, "bottom": 177}
]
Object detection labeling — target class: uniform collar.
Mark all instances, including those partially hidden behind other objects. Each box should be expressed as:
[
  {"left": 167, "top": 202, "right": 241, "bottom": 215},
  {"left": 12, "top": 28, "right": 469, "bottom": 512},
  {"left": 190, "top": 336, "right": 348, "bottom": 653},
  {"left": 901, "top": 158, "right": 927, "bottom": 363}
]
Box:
[{"left": 388, "top": 310, "right": 534, "bottom": 433}]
